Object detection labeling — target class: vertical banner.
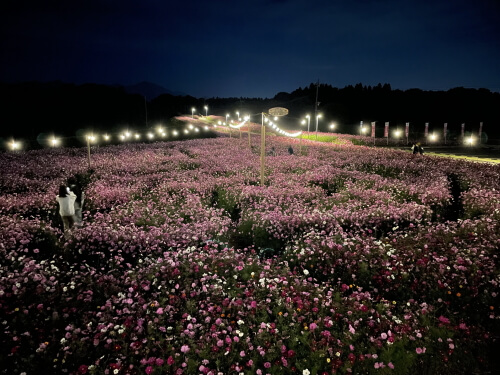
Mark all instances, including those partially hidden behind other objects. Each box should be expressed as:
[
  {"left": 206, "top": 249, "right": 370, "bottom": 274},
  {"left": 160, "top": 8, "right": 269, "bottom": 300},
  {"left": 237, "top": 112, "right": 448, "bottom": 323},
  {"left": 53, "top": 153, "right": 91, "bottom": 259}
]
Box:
[
  {"left": 461, "top": 123, "right": 465, "bottom": 138},
  {"left": 479, "top": 122, "right": 483, "bottom": 142},
  {"left": 384, "top": 122, "right": 389, "bottom": 137},
  {"left": 405, "top": 122, "right": 409, "bottom": 144},
  {"left": 444, "top": 123, "right": 447, "bottom": 144},
  {"left": 424, "top": 122, "right": 429, "bottom": 137},
  {"left": 371, "top": 122, "right": 376, "bottom": 138}
]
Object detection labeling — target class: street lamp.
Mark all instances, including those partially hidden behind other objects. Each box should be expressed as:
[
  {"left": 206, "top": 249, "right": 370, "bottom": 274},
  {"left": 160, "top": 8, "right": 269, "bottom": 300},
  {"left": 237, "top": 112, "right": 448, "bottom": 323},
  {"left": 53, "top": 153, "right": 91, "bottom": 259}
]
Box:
[
  {"left": 192, "top": 107, "right": 195, "bottom": 119},
  {"left": 467, "top": 136, "right": 474, "bottom": 147},
  {"left": 236, "top": 111, "right": 240, "bottom": 121},
  {"left": 305, "top": 115, "right": 310, "bottom": 135},
  {"left": 204, "top": 105, "right": 208, "bottom": 117},
  {"left": 315, "top": 114, "right": 321, "bottom": 139},
  {"left": 10, "top": 140, "right": 20, "bottom": 151},
  {"left": 394, "top": 130, "right": 401, "bottom": 145},
  {"left": 329, "top": 123, "right": 336, "bottom": 144},
  {"left": 50, "top": 137, "right": 59, "bottom": 147}
]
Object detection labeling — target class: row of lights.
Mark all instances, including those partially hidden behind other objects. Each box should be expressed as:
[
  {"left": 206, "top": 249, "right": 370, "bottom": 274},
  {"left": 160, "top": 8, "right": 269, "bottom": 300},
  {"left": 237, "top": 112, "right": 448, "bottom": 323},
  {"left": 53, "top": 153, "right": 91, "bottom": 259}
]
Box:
[
  {"left": 192, "top": 105, "right": 210, "bottom": 118},
  {"left": 6, "top": 125, "right": 211, "bottom": 151}
]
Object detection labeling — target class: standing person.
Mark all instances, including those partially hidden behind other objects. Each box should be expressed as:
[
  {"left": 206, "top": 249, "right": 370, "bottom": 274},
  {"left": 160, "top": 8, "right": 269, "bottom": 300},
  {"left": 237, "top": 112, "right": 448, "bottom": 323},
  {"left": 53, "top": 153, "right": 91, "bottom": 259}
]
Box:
[
  {"left": 288, "top": 145, "right": 294, "bottom": 155},
  {"left": 56, "top": 185, "right": 76, "bottom": 237},
  {"left": 68, "top": 177, "right": 85, "bottom": 226},
  {"left": 418, "top": 143, "right": 424, "bottom": 155},
  {"left": 411, "top": 143, "right": 419, "bottom": 155}
]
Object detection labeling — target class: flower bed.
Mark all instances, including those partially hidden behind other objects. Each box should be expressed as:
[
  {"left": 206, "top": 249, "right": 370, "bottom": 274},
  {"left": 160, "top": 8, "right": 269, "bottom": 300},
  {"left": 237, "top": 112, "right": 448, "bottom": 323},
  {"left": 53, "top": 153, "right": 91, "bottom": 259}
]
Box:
[{"left": 0, "top": 137, "right": 499, "bottom": 375}]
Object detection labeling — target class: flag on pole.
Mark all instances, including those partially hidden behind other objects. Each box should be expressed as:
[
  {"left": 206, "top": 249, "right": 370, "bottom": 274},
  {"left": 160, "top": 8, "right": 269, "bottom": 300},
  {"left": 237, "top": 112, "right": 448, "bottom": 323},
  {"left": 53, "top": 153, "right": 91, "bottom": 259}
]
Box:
[
  {"left": 444, "top": 123, "right": 447, "bottom": 137},
  {"left": 371, "top": 122, "right": 376, "bottom": 138},
  {"left": 405, "top": 122, "right": 409, "bottom": 138},
  {"left": 424, "top": 123, "right": 429, "bottom": 137},
  {"left": 384, "top": 122, "right": 389, "bottom": 137},
  {"left": 461, "top": 123, "right": 465, "bottom": 138},
  {"left": 479, "top": 122, "right": 483, "bottom": 140}
]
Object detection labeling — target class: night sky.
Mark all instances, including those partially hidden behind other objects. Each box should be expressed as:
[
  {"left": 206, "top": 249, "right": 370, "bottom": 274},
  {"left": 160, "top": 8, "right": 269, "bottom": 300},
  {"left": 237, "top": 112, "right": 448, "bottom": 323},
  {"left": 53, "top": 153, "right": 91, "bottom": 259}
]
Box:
[{"left": 1, "top": 0, "right": 499, "bottom": 98}]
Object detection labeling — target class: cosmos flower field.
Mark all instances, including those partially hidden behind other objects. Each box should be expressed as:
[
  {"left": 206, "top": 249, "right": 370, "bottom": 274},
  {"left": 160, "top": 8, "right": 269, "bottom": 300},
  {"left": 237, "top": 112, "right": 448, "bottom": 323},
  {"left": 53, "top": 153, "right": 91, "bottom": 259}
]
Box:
[{"left": 0, "top": 135, "right": 499, "bottom": 375}]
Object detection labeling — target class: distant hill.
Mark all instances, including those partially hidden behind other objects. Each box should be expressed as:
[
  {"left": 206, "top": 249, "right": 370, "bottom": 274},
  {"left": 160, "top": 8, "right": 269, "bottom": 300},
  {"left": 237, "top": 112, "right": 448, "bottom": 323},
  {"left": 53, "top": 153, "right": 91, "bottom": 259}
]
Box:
[{"left": 123, "top": 81, "right": 186, "bottom": 99}]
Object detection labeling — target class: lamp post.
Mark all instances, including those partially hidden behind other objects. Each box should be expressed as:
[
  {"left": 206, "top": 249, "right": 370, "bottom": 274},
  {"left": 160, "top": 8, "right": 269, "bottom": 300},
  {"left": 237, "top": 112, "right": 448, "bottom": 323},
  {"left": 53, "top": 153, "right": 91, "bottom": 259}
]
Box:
[
  {"left": 330, "top": 123, "right": 336, "bottom": 143},
  {"left": 394, "top": 130, "right": 401, "bottom": 146},
  {"left": 260, "top": 113, "right": 266, "bottom": 186},
  {"left": 315, "top": 114, "right": 321, "bottom": 140},
  {"left": 305, "top": 115, "right": 310, "bottom": 137},
  {"left": 245, "top": 115, "right": 251, "bottom": 147},
  {"left": 204, "top": 105, "right": 208, "bottom": 117},
  {"left": 192, "top": 107, "right": 195, "bottom": 119},
  {"left": 236, "top": 111, "right": 240, "bottom": 121},
  {"left": 86, "top": 135, "right": 95, "bottom": 169}
]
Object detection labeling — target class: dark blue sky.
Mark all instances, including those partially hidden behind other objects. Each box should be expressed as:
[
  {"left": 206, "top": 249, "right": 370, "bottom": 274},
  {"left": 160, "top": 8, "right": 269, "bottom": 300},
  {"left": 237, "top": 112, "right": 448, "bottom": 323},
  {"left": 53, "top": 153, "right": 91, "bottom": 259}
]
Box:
[{"left": 1, "top": 0, "right": 499, "bottom": 98}]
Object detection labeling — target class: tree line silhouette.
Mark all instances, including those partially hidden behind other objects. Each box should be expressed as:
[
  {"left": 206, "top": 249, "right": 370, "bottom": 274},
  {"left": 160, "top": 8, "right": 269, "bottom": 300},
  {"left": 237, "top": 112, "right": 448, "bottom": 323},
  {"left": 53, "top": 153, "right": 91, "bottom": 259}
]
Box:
[{"left": 1, "top": 81, "right": 499, "bottom": 144}]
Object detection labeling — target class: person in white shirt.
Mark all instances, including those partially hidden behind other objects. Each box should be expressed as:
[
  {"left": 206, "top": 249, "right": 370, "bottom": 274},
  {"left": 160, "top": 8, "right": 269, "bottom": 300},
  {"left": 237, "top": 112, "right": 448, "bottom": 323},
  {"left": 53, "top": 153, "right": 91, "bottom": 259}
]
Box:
[
  {"left": 56, "top": 185, "right": 76, "bottom": 236},
  {"left": 68, "top": 177, "right": 85, "bottom": 226}
]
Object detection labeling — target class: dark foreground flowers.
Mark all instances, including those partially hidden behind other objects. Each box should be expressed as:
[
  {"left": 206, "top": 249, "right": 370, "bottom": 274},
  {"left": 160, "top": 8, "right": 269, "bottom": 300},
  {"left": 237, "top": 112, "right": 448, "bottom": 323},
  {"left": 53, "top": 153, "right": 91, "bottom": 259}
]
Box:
[{"left": 0, "top": 137, "right": 499, "bottom": 374}]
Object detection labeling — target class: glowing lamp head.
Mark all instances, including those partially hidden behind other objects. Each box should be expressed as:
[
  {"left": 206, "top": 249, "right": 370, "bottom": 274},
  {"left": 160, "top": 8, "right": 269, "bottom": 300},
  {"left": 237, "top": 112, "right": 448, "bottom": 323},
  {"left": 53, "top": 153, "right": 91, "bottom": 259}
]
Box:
[{"left": 10, "top": 141, "right": 20, "bottom": 150}]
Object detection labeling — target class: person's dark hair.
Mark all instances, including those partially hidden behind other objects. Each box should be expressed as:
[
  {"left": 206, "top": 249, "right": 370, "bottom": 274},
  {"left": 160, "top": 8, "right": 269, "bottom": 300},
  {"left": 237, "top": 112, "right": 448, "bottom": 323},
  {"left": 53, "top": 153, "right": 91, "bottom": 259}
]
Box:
[{"left": 58, "top": 185, "right": 68, "bottom": 197}]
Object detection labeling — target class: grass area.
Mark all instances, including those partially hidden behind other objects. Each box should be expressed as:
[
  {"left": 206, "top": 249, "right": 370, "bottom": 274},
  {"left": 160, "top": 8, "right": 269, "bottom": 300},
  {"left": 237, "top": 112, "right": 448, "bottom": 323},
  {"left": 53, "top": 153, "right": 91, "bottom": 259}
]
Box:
[{"left": 425, "top": 152, "right": 500, "bottom": 164}]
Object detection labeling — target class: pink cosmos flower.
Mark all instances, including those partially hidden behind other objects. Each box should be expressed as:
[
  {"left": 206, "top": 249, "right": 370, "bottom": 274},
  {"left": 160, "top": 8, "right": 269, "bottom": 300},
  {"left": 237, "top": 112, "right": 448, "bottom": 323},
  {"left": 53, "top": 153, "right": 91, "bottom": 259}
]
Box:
[
  {"left": 181, "top": 345, "right": 190, "bottom": 353},
  {"left": 438, "top": 315, "right": 450, "bottom": 324}
]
